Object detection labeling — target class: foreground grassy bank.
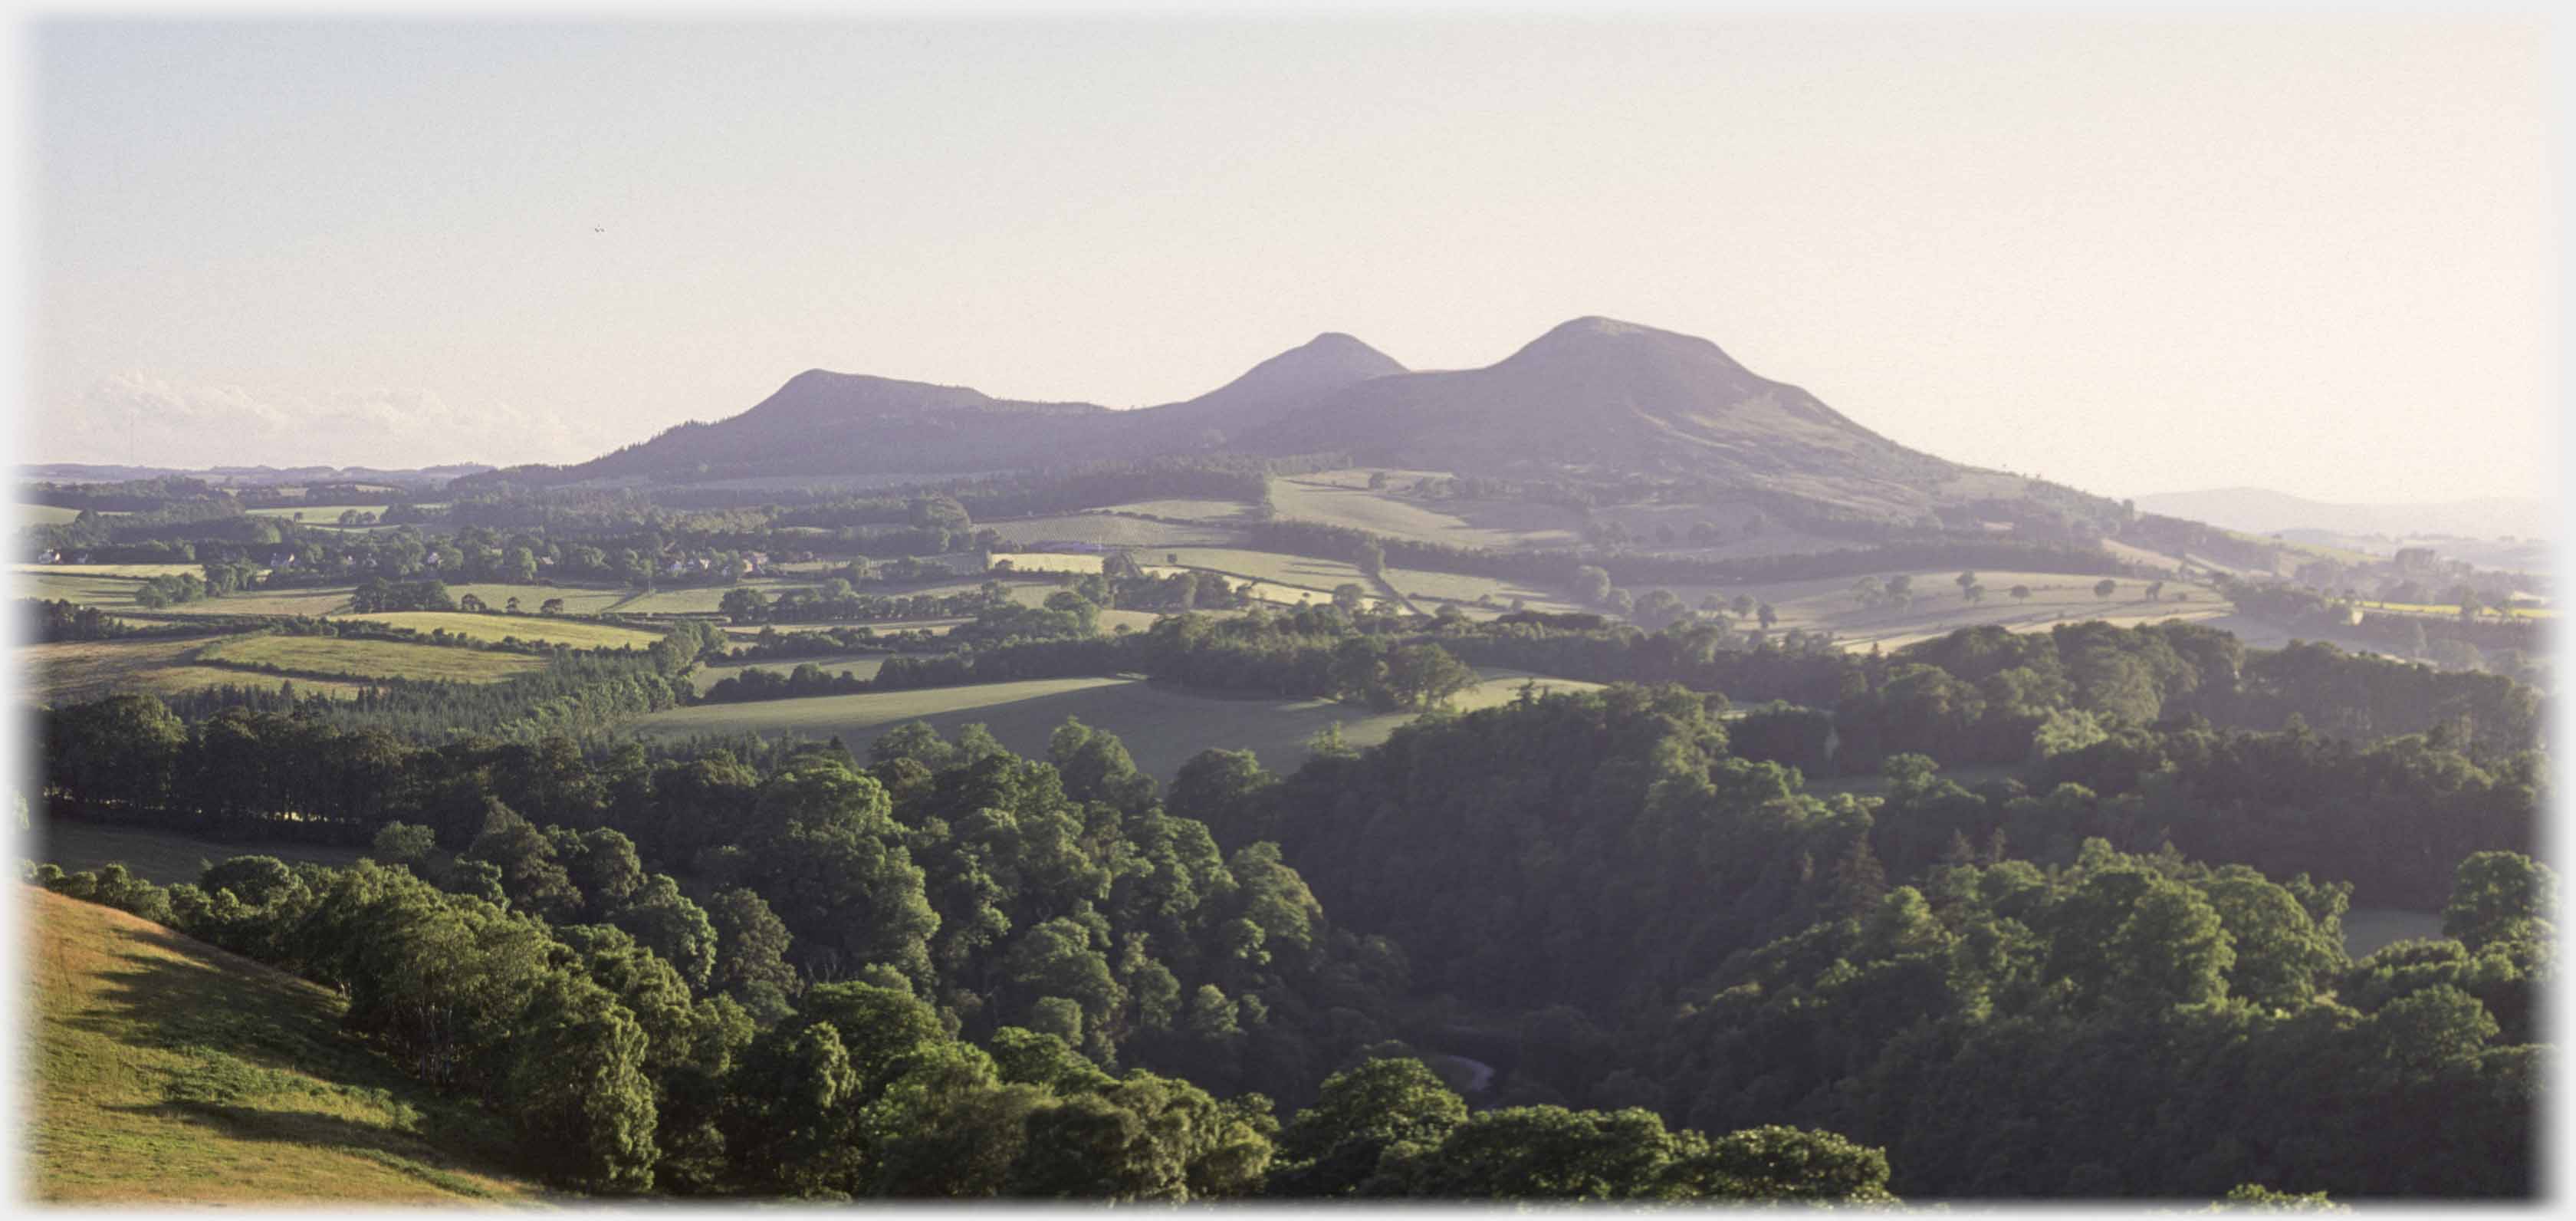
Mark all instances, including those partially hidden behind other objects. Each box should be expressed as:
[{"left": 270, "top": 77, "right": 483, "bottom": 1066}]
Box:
[{"left": 25, "top": 887, "right": 546, "bottom": 1204}]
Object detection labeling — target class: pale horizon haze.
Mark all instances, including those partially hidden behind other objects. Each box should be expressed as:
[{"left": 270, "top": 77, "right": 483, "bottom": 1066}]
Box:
[{"left": 22, "top": 15, "right": 2561, "bottom": 505}]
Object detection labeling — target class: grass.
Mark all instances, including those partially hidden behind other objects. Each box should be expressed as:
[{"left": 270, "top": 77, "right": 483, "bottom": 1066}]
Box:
[
  {"left": 31, "top": 821, "right": 369, "bottom": 886},
  {"left": 243, "top": 504, "right": 391, "bottom": 522},
  {"left": 164, "top": 587, "right": 363, "bottom": 617},
  {"left": 985, "top": 512, "right": 1248, "bottom": 549},
  {"left": 337, "top": 610, "right": 668, "bottom": 649},
  {"left": 632, "top": 666, "right": 1602, "bottom": 780},
  {"left": 1381, "top": 567, "right": 1591, "bottom": 617},
  {"left": 17, "top": 570, "right": 151, "bottom": 607},
  {"left": 23, "top": 637, "right": 380, "bottom": 705},
  {"left": 989, "top": 552, "right": 1109, "bottom": 575},
  {"left": 2353, "top": 600, "right": 2553, "bottom": 620},
  {"left": 198, "top": 636, "right": 546, "bottom": 684},
  {"left": 25, "top": 887, "right": 545, "bottom": 1203},
  {"left": 1682, "top": 569, "right": 2239, "bottom": 652},
  {"left": 18, "top": 503, "right": 85, "bottom": 525},
  {"left": 21, "top": 562, "right": 205, "bottom": 579}
]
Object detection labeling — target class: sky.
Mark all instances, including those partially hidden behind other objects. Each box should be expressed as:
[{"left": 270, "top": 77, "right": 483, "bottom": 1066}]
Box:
[{"left": 19, "top": 14, "right": 2560, "bottom": 504}]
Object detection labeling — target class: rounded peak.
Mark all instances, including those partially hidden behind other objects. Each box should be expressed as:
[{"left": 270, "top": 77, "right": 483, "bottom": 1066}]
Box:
[{"left": 1547, "top": 315, "right": 1654, "bottom": 338}]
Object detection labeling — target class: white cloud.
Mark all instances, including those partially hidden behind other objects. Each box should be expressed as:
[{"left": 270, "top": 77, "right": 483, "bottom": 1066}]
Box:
[{"left": 33, "top": 374, "right": 619, "bottom": 471}]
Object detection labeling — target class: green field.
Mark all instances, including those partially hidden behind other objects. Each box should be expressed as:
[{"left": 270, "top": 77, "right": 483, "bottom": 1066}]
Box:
[
  {"left": 1689, "top": 569, "right": 2238, "bottom": 652},
  {"left": 18, "top": 502, "right": 85, "bottom": 525},
  {"left": 434, "top": 582, "right": 629, "bottom": 616},
  {"left": 25, "top": 637, "right": 378, "bottom": 705},
  {"left": 1382, "top": 566, "right": 1589, "bottom": 616},
  {"left": 988, "top": 551, "right": 1109, "bottom": 575},
  {"left": 199, "top": 636, "right": 545, "bottom": 684},
  {"left": 339, "top": 610, "right": 667, "bottom": 649},
  {"left": 244, "top": 504, "right": 392, "bottom": 521},
  {"left": 27, "top": 887, "right": 541, "bottom": 1203},
  {"left": 16, "top": 569, "right": 148, "bottom": 606},
  {"left": 163, "top": 587, "right": 361, "bottom": 617},
  {"left": 632, "top": 666, "right": 1603, "bottom": 780},
  {"left": 2355, "top": 600, "right": 2554, "bottom": 620},
  {"left": 986, "top": 512, "right": 1247, "bottom": 549}
]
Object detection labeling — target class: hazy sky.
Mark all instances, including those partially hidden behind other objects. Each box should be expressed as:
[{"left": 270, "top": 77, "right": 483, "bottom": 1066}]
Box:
[{"left": 24, "top": 15, "right": 2558, "bottom": 503}]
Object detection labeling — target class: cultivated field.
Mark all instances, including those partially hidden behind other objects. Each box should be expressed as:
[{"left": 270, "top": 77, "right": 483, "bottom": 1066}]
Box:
[
  {"left": 18, "top": 503, "right": 86, "bottom": 525},
  {"left": 243, "top": 504, "right": 392, "bottom": 521},
  {"left": 988, "top": 551, "right": 1109, "bottom": 575},
  {"left": 1668, "top": 569, "right": 2239, "bottom": 652},
  {"left": 985, "top": 509, "right": 1248, "bottom": 548},
  {"left": 631, "top": 666, "right": 1604, "bottom": 780},
  {"left": 17, "top": 568, "right": 151, "bottom": 606},
  {"left": 337, "top": 611, "right": 668, "bottom": 649},
  {"left": 163, "top": 587, "right": 362, "bottom": 617},
  {"left": 1380, "top": 567, "right": 1590, "bottom": 617},
  {"left": 27, "top": 637, "right": 236, "bottom": 704},
  {"left": 26, "top": 888, "right": 540, "bottom": 1203},
  {"left": 199, "top": 636, "right": 545, "bottom": 684},
  {"left": 24, "top": 637, "right": 378, "bottom": 705},
  {"left": 2354, "top": 600, "right": 2555, "bottom": 620},
  {"left": 1268, "top": 472, "right": 1588, "bottom": 550}
]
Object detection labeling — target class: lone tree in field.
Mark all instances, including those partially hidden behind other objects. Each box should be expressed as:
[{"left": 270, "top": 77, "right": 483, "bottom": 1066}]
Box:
[
  {"left": 2093, "top": 578, "right": 2118, "bottom": 601},
  {"left": 458, "top": 593, "right": 488, "bottom": 613},
  {"left": 540, "top": 597, "right": 566, "bottom": 615},
  {"left": 2009, "top": 585, "right": 2032, "bottom": 604},
  {"left": 1965, "top": 583, "right": 1986, "bottom": 604},
  {"left": 1731, "top": 594, "right": 1756, "bottom": 620},
  {"left": 1756, "top": 601, "right": 1778, "bottom": 630},
  {"left": 1956, "top": 571, "right": 1979, "bottom": 601},
  {"left": 2144, "top": 580, "right": 2165, "bottom": 601}
]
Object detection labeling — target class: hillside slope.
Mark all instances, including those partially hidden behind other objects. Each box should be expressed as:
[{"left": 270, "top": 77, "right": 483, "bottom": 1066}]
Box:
[
  {"left": 25, "top": 886, "right": 544, "bottom": 1204},
  {"left": 1244, "top": 317, "right": 1965, "bottom": 512}
]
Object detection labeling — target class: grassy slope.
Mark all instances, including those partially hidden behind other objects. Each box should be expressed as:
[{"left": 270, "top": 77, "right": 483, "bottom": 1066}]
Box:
[
  {"left": 199, "top": 636, "right": 545, "bottom": 684},
  {"left": 632, "top": 666, "right": 1602, "bottom": 780},
  {"left": 25, "top": 887, "right": 544, "bottom": 1204}
]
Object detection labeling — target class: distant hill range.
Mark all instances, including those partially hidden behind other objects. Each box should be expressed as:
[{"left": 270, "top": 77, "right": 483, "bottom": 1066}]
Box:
[
  {"left": 465, "top": 316, "right": 2037, "bottom": 519},
  {"left": 2133, "top": 487, "right": 2557, "bottom": 543},
  {"left": 21, "top": 462, "right": 490, "bottom": 489}
]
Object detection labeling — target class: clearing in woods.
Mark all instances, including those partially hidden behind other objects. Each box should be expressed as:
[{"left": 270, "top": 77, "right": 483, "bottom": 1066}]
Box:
[
  {"left": 629, "top": 666, "right": 1604, "bottom": 780},
  {"left": 25, "top": 887, "right": 544, "bottom": 1203}
]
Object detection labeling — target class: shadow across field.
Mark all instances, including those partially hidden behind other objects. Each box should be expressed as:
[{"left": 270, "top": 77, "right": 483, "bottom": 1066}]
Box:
[{"left": 65, "top": 923, "right": 524, "bottom": 1188}]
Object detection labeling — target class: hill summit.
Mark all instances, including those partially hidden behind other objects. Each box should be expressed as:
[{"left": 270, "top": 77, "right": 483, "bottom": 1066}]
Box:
[{"left": 472, "top": 315, "right": 1996, "bottom": 516}]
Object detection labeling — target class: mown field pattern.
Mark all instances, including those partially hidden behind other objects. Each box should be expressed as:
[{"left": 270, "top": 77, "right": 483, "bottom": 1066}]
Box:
[{"left": 27, "top": 888, "right": 542, "bottom": 1203}]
